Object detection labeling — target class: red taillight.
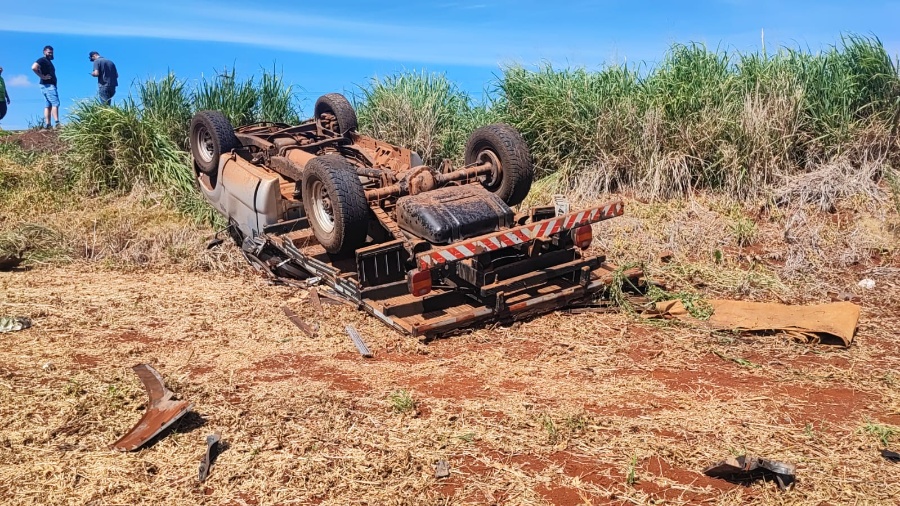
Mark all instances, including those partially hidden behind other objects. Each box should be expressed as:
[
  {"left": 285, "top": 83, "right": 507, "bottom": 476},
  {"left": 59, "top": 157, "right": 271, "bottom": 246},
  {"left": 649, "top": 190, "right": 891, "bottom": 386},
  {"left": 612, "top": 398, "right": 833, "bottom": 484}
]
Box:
[
  {"left": 573, "top": 224, "right": 593, "bottom": 249},
  {"left": 407, "top": 269, "right": 432, "bottom": 297}
]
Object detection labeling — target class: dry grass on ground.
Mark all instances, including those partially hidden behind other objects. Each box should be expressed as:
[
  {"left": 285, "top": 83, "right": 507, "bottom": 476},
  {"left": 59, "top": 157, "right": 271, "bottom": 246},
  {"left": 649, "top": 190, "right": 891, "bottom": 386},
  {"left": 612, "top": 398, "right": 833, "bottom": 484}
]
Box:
[{"left": 1, "top": 189, "right": 899, "bottom": 505}]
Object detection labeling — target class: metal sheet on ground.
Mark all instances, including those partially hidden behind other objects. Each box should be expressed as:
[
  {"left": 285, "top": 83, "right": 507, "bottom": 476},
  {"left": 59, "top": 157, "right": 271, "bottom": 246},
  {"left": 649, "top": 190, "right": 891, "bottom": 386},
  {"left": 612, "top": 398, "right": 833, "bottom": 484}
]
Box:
[{"left": 111, "top": 364, "right": 193, "bottom": 452}]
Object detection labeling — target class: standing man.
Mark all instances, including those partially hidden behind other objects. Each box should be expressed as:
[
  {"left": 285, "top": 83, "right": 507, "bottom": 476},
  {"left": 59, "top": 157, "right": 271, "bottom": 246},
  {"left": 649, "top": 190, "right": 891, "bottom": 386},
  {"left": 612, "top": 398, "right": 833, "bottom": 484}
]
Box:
[
  {"left": 89, "top": 51, "right": 118, "bottom": 105},
  {"left": 0, "top": 67, "right": 10, "bottom": 125},
  {"left": 31, "top": 45, "right": 59, "bottom": 129}
]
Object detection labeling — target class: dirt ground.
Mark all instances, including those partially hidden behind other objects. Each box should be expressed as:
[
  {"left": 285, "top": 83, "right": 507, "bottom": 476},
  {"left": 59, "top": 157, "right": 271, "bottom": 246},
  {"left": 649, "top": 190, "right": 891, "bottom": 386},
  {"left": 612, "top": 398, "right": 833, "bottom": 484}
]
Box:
[
  {"left": 0, "top": 129, "right": 64, "bottom": 153},
  {"left": 1, "top": 260, "right": 898, "bottom": 505}
]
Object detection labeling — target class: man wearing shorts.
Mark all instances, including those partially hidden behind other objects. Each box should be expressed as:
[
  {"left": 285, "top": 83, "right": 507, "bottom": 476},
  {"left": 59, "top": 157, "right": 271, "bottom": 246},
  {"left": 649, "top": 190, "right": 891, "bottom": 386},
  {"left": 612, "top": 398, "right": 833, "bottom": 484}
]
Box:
[{"left": 31, "top": 45, "right": 59, "bottom": 128}]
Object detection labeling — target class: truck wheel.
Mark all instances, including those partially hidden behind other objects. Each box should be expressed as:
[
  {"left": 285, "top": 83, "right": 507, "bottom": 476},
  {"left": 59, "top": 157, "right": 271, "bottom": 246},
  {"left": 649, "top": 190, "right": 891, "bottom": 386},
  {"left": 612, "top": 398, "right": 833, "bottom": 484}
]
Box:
[
  {"left": 190, "top": 111, "right": 239, "bottom": 175},
  {"left": 464, "top": 124, "right": 534, "bottom": 207},
  {"left": 314, "top": 93, "right": 358, "bottom": 136},
  {"left": 301, "top": 155, "right": 369, "bottom": 254}
]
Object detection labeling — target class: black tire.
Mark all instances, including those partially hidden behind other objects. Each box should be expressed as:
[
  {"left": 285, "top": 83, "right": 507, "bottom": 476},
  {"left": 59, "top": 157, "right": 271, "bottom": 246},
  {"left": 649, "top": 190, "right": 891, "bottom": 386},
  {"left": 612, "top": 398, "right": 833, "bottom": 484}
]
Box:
[
  {"left": 464, "top": 123, "right": 534, "bottom": 207},
  {"left": 301, "top": 154, "right": 369, "bottom": 254},
  {"left": 190, "top": 111, "right": 239, "bottom": 175},
  {"left": 314, "top": 93, "right": 358, "bottom": 136}
]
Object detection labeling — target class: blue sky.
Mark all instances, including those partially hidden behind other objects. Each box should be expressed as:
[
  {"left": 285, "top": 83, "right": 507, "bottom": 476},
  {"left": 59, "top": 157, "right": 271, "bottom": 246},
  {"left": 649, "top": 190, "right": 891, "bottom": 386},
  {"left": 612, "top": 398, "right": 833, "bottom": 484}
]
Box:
[{"left": 1, "top": 0, "right": 898, "bottom": 130}]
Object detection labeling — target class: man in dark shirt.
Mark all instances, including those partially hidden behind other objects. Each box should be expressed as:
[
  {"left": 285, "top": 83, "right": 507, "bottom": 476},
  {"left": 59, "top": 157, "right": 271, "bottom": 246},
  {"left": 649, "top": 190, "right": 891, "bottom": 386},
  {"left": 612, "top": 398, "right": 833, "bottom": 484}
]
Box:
[
  {"left": 89, "top": 51, "right": 118, "bottom": 106},
  {"left": 31, "top": 45, "right": 59, "bottom": 128},
  {"left": 0, "top": 67, "right": 11, "bottom": 125}
]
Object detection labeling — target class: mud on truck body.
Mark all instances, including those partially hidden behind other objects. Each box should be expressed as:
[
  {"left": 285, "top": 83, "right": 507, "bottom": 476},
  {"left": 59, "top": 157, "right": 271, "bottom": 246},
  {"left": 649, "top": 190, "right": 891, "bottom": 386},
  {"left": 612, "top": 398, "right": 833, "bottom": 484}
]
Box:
[{"left": 190, "top": 93, "right": 635, "bottom": 338}]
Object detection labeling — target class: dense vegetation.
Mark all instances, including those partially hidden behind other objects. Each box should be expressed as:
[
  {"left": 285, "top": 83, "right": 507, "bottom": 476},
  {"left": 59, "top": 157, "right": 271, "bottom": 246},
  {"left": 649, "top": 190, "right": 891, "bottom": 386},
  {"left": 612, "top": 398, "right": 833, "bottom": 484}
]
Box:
[
  {"left": 3, "top": 35, "right": 899, "bottom": 226},
  {"left": 502, "top": 35, "right": 900, "bottom": 202}
]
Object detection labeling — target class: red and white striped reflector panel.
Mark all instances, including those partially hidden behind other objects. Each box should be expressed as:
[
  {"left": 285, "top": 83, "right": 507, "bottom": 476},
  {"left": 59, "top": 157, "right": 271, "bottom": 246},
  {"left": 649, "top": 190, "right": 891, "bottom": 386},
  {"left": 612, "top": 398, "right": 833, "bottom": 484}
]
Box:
[{"left": 416, "top": 201, "right": 623, "bottom": 271}]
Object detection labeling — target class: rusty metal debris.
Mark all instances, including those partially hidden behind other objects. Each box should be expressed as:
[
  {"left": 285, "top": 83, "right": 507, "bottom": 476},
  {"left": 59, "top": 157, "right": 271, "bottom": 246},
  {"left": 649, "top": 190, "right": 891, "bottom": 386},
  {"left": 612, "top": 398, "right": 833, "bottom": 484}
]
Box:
[
  {"left": 308, "top": 287, "right": 323, "bottom": 312},
  {"left": 198, "top": 433, "right": 222, "bottom": 482},
  {"left": 882, "top": 449, "right": 900, "bottom": 462},
  {"left": 0, "top": 316, "right": 31, "bottom": 333},
  {"left": 318, "top": 288, "right": 351, "bottom": 307},
  {"left": 704, "top": 455, "right": 796, "bottom": 490},
  {"left": 281, "top": 306, "right": 316, "bottom": 337},
  {"left": 346, "top": 325, "right": 373, "bottom": 358},
  {"left": 435, "top": 459, "right": 450, "bottom": 478},
  {"left": 111, "top": 364, "right": 193, "bottom": 452}
]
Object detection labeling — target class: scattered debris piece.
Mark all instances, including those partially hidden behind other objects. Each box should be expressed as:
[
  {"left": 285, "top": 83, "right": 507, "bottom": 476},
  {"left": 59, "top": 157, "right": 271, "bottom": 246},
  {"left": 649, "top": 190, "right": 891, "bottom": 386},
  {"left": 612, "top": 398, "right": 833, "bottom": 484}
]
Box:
[
  {"left": 111, "top": 364, "right": 193, "bottom": 452},
  {"left": 0, "top": 254, "right": 23, "bottom": 271},
  {"left": 281, "top": 306, "right": 316, "bottom": 337},
  {"left": 318, "top": 288, "right": 353, "bottom": 307},
  {"left": 41, "top": 362, "right": 55, "bottom": 372},
  {"left": 435, "top": 459, "right": 451, "bottom": 478},
  {"left": 857, "top": 278, "right": 875, "bottom": 289},
  {"left": 658, "top": 251, "right": 674, "bottom": 263},
  {"left": 0, "top": 316, "right": 31, "bottom": 333},
  {"left": 308, "top": 287, "right": 323, "bottom": 312},
  {"left": 704, "top": 455, "right": 796, "bottom": 490},
  {"left": 198, "top": 433, "right": 222, "bottom": 482},
  {"left": 188, "top": 101, "right": 637, "bottom": 338},
  {"left": 346, "top": 325, "right": 373, "bottom": 358},
  {"left": 648, "top": 300, "right": 859, "bottom": 346},
  {"left": 882, "top": 449, "right": 900, "bottom": 462}
]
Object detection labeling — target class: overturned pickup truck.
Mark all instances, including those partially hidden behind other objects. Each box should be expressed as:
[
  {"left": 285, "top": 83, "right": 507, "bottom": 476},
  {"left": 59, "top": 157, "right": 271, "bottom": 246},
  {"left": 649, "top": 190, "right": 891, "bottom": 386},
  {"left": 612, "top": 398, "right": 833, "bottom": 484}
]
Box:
[{"left": 190, "top": 93, "right": 633, "bottom": 337}]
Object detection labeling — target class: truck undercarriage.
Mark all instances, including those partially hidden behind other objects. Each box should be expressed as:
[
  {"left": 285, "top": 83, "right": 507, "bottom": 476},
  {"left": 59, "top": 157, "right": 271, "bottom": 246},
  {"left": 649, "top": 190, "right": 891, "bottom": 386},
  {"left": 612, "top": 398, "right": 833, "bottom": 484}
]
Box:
[{"left": 191, "top": 93, "right": 640, "bottom": 337}]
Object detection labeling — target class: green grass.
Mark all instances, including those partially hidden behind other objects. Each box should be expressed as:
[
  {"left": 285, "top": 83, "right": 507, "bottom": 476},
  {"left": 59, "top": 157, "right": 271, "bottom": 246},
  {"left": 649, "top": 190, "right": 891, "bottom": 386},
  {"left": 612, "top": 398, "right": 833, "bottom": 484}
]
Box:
[
  {"left": 646, "top": 284, "right": 715, "bottom": 320},
  {"left": 5, "top": 34, "right": 898, "bottom": 259},
  {"left": 606, "top": 262, "right": 644, "bottom": 313},
  {"left": 53, "top": 35, "right": 900, "bottom": 216},
  {"left": 863, "top": 419, "right": 899, "bottom": 446},
  {"left": 498, "top": 34, "right": 900, "bottom": 200},
  {"left": 355, "top": 71, "right": 499, "bottom": 166},
  {"left": 389, "top": 389, "right": 416, "bottom": 414},
  {"left": 138, "top": 72, "right": 193, "bottom": 149},
  {"left": 540, "top": 414, "right": 559, "bottom": 443},
  {"left": 61, "top": 66, "right": 301, "bottom": 224},
  {"left": 625, "top": 455, "right": 638, "bottom": 486},
  {"left": 713, "top": 350, "right": 761, "bottom": 369}
]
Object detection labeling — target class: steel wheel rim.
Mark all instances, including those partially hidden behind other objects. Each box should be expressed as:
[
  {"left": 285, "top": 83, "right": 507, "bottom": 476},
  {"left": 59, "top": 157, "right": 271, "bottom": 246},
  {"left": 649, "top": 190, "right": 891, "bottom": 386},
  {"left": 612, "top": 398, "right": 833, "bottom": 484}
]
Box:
[
  {"left": 195, "top": 127, "right": 214, "bottom": 163},
  {"left": 311, "top": 180, "right": 335, "bottom": 234},
  {"left": 477, "top": 149, "right": 502, "bottom": 189}
]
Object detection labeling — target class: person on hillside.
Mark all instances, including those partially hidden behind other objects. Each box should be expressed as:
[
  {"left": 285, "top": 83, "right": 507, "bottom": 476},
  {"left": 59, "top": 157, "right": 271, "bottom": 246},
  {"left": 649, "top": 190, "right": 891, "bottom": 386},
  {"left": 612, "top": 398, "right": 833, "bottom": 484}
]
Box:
[
  {"left": 31, "top": 45, "right": 59, "bottom": 129},
  {"left": 0, "top": 67, "right": 10, "bottom": 125},
  {"left": 89, "top": 51, "right": 118, "bottom": 106}
]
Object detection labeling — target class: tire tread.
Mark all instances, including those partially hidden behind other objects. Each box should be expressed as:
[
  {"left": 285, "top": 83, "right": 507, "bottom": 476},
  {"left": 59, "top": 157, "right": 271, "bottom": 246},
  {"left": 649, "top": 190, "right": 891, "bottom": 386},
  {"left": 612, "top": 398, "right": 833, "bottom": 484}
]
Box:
[
  {"left": 464, "top": 124, "right": 534, "bottom": 206},
  {"left": 302, "top": 154, "right": 368, "bottom": 254},
  {"left": 190, "top": 110, "right": 239, "bottom": 174}
]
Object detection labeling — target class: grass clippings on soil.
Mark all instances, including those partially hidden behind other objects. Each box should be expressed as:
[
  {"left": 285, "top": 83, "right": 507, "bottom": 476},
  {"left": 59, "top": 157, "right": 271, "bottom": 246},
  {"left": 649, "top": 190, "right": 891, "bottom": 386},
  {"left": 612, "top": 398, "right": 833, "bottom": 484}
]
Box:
[
  {"left": 0, "top": 257, "right": 898, "bottom": 505},
  {"left": 1, "top": 141, "right": 899, "bottom": 503}
]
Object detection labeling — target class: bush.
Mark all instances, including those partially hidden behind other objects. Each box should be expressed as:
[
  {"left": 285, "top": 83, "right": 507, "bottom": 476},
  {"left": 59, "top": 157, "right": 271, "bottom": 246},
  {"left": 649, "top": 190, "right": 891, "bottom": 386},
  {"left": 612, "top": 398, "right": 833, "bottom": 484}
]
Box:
[
  {"left": 497, "top": 34, "right": 900, "bottom": 201},
  {"left": 355, "top": 71, "right": 499, "bottom": 166}
]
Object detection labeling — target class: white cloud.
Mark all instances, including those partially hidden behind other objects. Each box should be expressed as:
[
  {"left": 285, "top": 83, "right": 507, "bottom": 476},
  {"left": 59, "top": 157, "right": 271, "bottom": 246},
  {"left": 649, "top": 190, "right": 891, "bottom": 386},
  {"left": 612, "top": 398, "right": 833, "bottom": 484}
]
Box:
[
  {"left": 1, "top": 13, "right": 503, "bottom": 67},
  {"left": 5, "top": 75, "right": 34, "bottom": 88},
  {"left": 0, "top": 11, "right": 615, "bottom": 68}
]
